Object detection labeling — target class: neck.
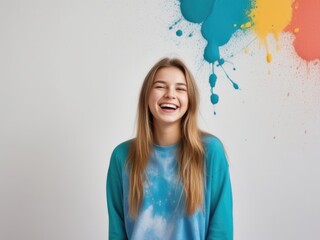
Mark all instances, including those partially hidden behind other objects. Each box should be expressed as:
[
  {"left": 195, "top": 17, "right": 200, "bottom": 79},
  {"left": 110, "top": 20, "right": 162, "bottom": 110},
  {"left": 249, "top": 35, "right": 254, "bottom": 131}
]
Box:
[{"left": 153, "top": 121, "right": 181, "bottom": 146}]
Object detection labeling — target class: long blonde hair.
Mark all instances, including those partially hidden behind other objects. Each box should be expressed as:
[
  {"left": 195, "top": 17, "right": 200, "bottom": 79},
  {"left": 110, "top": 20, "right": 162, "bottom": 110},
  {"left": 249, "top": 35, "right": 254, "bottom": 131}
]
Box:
[{"left": 127, "top": 58, "right": 205, "bottom": 218}]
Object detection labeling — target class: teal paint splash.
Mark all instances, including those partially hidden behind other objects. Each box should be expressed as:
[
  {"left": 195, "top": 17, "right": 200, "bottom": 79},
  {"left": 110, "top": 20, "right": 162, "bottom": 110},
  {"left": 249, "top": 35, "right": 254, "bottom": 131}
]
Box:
[
  {"left": 169, "top": 18, "right": 182, "bottom": 30},
  {"left": 180, "top": 0, "right": 215, "bottom": 23},
  {"left": 201, "top": 0, "right": 251, "bottom": 63},
  {"left": 179, "top": 0, "right": 251, "bottom": 106},
  {"left": 176, "top": 29, "right": 183, "bottom": 36}
]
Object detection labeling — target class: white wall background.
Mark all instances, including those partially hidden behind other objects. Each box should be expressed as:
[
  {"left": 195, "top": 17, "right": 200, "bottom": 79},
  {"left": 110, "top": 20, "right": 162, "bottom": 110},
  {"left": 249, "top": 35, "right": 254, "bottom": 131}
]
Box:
[{"left": 1, "top": 1, "right": 319, "bottom": 239}]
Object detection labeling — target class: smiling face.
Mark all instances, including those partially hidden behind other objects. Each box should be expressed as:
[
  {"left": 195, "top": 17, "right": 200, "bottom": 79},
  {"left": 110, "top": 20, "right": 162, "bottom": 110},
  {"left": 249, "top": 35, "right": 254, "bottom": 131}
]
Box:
[{"left": 148, "top": 67, "right": 189, "bottom": 129}]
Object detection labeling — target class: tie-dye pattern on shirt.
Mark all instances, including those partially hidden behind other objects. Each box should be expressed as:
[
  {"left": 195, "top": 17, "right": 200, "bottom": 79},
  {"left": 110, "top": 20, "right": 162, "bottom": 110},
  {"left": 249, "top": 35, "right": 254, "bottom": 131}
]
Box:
[{"left": 122, "top": 144, "right": 205, "bottom": 240}]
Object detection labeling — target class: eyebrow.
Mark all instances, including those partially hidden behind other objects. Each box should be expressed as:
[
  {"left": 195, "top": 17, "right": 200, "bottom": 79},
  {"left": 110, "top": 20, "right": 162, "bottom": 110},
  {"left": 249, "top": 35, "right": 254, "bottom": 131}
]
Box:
[{"left": 153, "top": 80, "right": 187, "bottom": 86}]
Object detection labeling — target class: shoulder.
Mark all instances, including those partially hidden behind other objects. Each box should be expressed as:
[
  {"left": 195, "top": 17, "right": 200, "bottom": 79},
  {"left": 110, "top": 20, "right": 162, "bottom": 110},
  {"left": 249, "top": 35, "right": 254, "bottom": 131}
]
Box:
[
  {"left": 111, "top": 139, "right": 133, "bottom": 159},
  {"left": 202, "top": 134, "right": 224, "bottom": 152},
  {"left": 202, "top": 134, "right": 229, "bottom": 172},
  {"left": 109, "top": 139, "right": 133, "bottom": 171}
]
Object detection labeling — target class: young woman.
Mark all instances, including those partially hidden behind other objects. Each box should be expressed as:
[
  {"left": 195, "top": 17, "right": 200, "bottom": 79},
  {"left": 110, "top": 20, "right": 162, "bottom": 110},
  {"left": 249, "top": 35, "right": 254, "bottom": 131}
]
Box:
[{"left": 107, "top": 58, "right": 233, "bottom": 240}]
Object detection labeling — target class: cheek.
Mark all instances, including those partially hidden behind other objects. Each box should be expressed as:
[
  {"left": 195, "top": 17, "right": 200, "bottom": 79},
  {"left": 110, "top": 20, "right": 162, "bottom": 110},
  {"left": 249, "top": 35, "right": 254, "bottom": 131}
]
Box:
[
  {"left": 148, "top": 91, "right": 158, "bottom": 110},
  {"left": 149, "top": 91, "right": 161, "bottom": 104},
  {"left": 181, "top": 94, "right": 189, "bottom": 108}
]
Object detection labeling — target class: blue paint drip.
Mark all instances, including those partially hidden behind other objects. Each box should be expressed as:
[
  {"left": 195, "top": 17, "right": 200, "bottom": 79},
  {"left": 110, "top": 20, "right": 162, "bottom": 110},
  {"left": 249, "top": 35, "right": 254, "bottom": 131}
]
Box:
[
  {"left": 169, "top": 18, "right": 182, "bottom": 30},
  {"left": 210, "top": 93, "right": 219, "bottom": 104},
  {"left": 220, "top": 65, "right": 239, "bottom": 89},
  {"left": 179, "top": 0, "right": 251, "bottom": 107},
  {"left": 176, "top": 29, "right": 183, "bottom": 37},
  {"left": 217, "top": 58, "right": 225, "bottom": 66},
  {"left": 209, "top": 73, "right": 217, "bottom": 88},
  {"left": 201, "top": 0, "right": 251, "bottom": 63}
]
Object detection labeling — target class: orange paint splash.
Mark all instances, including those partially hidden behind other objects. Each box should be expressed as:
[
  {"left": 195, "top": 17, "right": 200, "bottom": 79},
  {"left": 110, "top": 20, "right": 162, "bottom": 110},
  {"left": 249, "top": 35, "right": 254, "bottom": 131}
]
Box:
[
  {"left": 249, "top": 0, "right": 293, "bottom": 62},
  {"left": 286, "top": 0, "right": 320, "bottom": 61}
]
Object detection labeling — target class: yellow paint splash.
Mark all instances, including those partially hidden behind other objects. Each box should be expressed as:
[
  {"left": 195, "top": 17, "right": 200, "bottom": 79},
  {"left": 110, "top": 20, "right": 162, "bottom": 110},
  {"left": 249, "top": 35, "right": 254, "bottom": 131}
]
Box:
[
  {"left": 249, "top": 0, "right": 293, "bottom": 62},
  {"left": 266, "top": 53, "right": 272, "bottom": 63},
  {"left": 240, "top": 22, "right": 252, "bottom": 29}
]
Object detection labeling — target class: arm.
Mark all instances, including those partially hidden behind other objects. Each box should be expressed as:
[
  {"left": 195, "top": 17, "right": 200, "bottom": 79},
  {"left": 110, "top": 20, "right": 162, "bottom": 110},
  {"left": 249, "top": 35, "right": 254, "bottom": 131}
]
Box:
[
  {"left": 206, "top": 139, "right": 233, "bottom": 240},
  {"left": 106, "top": 150, "right": 127, "bottom": 240}
]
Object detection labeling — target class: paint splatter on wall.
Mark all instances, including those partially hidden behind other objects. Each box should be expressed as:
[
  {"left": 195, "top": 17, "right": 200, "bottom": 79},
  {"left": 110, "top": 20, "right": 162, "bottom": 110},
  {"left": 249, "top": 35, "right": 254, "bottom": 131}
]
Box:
[
  {"left": 170, "top": 0, "right": 320, "bottom": 109},
  {"left": 286, "top": 0, "right": 320, "bottom": 61},
  {"left": 249, "top": 0, "right": 293, "bottom": 63}
]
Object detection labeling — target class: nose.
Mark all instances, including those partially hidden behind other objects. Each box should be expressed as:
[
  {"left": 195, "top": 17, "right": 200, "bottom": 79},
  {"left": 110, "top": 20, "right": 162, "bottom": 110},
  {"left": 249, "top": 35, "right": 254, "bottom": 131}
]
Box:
[{"left": 164, "top": 87, "right": 176, "bottom": 99}]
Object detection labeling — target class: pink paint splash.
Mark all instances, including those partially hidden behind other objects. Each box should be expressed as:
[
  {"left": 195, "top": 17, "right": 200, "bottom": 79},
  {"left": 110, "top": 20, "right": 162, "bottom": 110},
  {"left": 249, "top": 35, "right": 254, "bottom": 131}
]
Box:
[{"left": 286, "top": 0, "right": 320, "bottom": 61}]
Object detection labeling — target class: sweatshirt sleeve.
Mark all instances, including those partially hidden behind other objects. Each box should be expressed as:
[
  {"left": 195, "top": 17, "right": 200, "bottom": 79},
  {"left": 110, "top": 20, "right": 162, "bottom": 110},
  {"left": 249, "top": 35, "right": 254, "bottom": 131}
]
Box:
[
  {"left": 106, "top": 147, "right": 128, "bottom": 240},
  {"left": 206, "top": 138, "right": 233, "bottom": 240}
]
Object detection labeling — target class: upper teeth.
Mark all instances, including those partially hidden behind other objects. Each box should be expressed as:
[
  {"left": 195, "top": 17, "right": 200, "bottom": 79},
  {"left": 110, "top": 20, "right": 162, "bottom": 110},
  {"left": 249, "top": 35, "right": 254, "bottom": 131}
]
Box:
[{"left": 160, "top": 103, "right": 177, "bottom": 109}]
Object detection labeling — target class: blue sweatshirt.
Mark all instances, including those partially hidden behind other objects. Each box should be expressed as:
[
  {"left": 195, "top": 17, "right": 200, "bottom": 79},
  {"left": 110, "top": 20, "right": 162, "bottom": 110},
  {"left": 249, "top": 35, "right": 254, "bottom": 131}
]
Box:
[{"left": 106, "top": 135, "right": 233, "bottom": 240}]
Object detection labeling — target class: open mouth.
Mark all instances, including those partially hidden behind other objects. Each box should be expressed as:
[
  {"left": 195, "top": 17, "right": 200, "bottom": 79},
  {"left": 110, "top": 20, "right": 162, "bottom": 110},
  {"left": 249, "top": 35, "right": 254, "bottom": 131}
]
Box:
[{"left": 159, "top": 103, "right": 178, "bottom": 110}]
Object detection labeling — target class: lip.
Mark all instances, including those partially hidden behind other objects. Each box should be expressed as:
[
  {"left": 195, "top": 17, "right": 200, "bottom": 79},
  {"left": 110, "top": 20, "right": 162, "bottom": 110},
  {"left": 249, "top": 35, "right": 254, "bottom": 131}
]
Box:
[{"left": 158, "top": 102, "right": 179, "bottom": 108}]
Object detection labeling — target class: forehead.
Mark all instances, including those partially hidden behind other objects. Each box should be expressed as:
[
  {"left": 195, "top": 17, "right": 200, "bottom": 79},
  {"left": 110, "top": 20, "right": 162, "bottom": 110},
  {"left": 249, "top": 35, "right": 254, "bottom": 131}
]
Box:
[{"left": 153, "top": 67, "right": 186, "bottom": 84}]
